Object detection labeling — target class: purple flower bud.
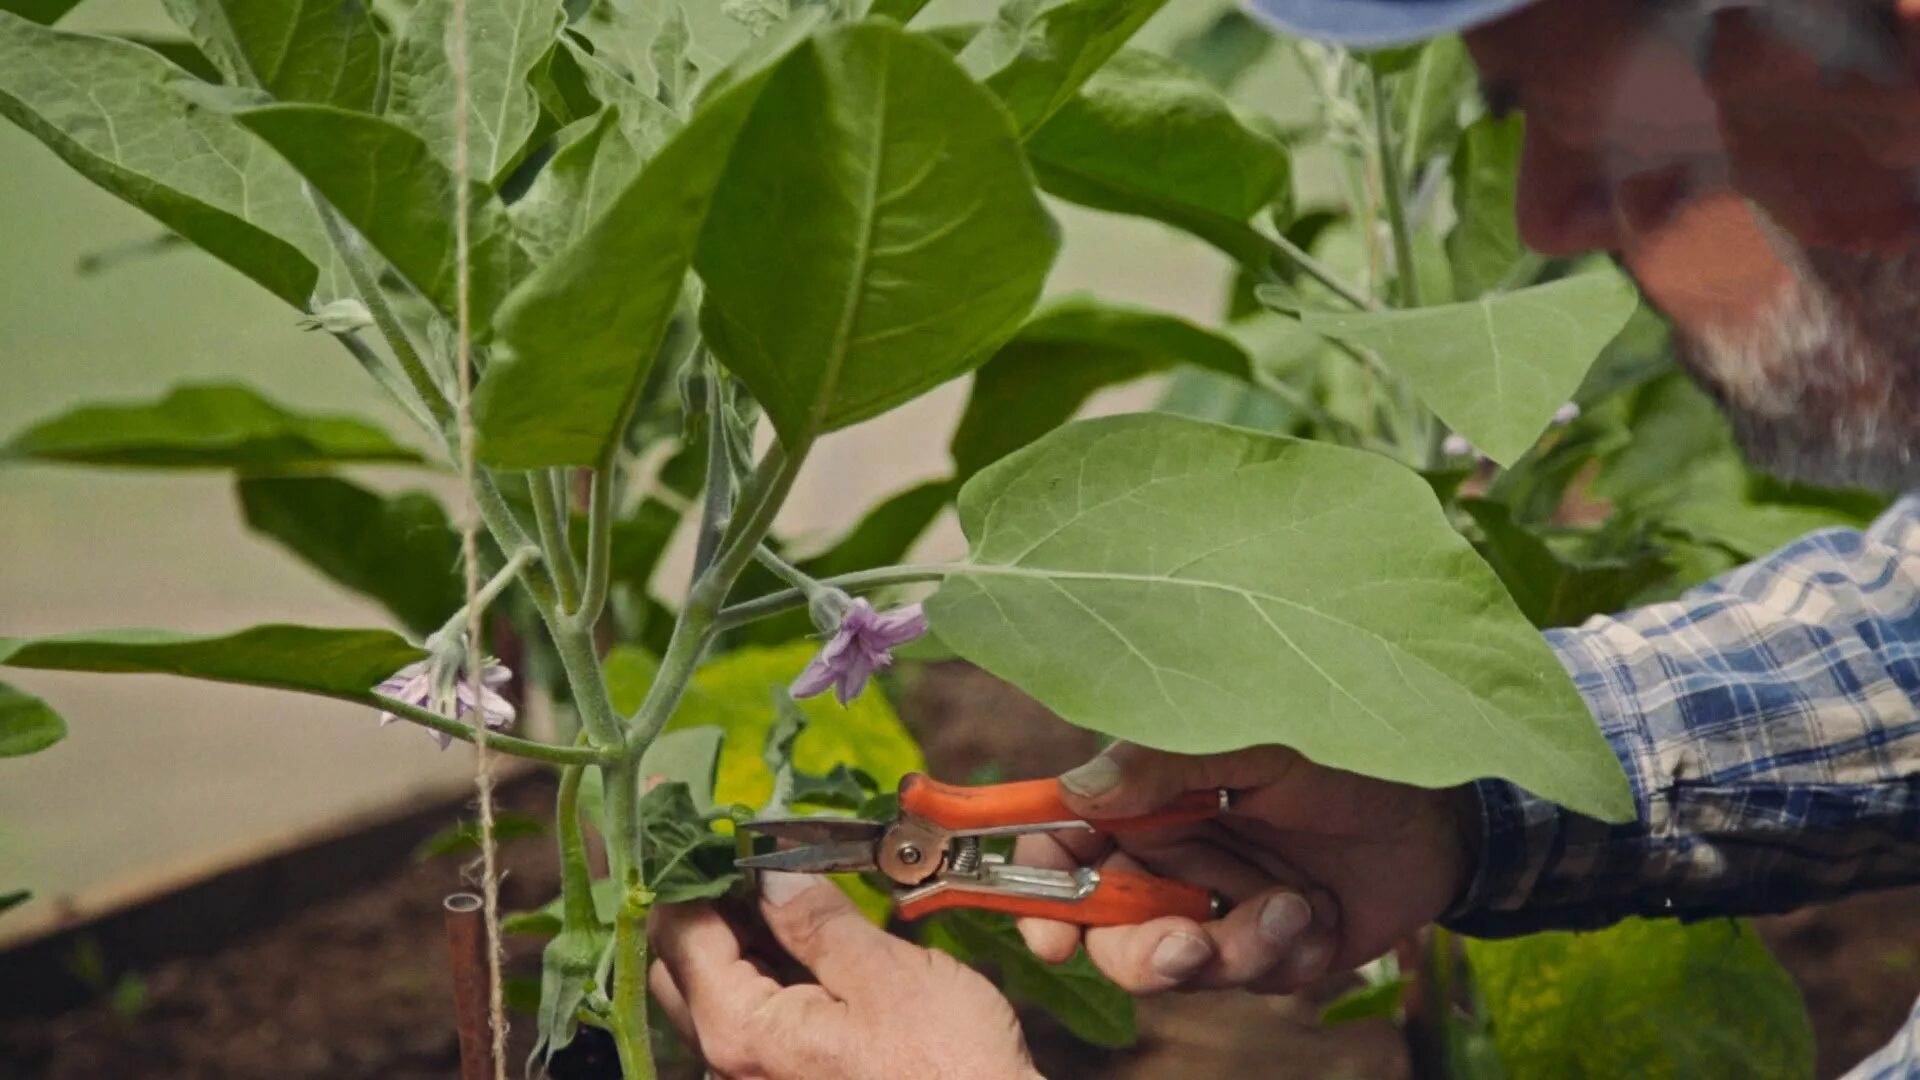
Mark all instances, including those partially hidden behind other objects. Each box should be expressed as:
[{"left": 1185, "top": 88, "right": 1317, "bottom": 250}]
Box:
[
  {"left": 1442, "top": 433, "right": 1476, "bottom": 458},
  {"left": 1552, "top": 402, "right": 1582, "bottom": 425},
  {"left": 790, "top": 599, "right": 927, "bottom": 706},
  {"left": 373, "top": 657, "right": 516, "bottom": 750}
]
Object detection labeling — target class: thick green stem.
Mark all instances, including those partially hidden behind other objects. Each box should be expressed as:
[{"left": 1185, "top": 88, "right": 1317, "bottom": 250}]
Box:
[
  {"left": 716, "top": 564, "right": 951, "bottom": 630},
  {"left": 330, "top": 332, "right": 443, "bottom": 439},
  {"left": 371, "top": 695, "right": 606, "bottom": 765},
  {"left": 1260, "top": 230, "right": 1377, "bottom": 312},
  {"left": 576, "top": 449, "right": 617, "bottom": 627},
  {"left": 434, "top": 545, "right": 540, "bottom": 642},
  {"left": 1372, "top": 79, "right": 1421, "bottom": 310},
  {"left": 610, "top": 886, "right": 656, "bottom": 1080},
  {"left": 313, "top": 200, "right": 453, "bottom": 430},
  {"left": 691, "top": 366, "right": 735, "bottom": 579},
  {"left": 555, "top": 758, "right": 598, "bottom": 929},
  {"left": 601, "top": 753, "right": 642, "bottom": 928},
  {"left": 530, "top": 472, "right": 582, "bottom": 613}
]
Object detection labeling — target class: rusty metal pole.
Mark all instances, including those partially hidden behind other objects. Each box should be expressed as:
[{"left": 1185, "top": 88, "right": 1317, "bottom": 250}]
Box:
[{"left": 444, "top": 892, "right": 496, "bottom": 1080}]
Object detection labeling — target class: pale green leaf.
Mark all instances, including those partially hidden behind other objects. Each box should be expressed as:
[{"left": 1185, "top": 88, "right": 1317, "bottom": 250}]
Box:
[
  {"left": 2, "top": 384, "right": 423, "bottom": 470},
  {"left": 1027, "top": 48, "right": 1288, "bottom": 266},
  {"left": 957, "top": 0, "right": 1167, "bottom": 137},
  {"left": 510, "top": 109, "right": 642, "bottom": 262},
  {"left": 698, "top": 20, "right": 1058, "bottom": 447},
  {"left": 0, "top": 13, "right": 327, "bottom": 306},
  {"left": 1449, "top": 114, "right": 1525, "bottom": 299},
  {"left": 238, "top": 103, "right": 533, "bottom": 335},
  {"left": 237, "top": 476, "right": 462, "bottom": 637},
  {"left": 951, "top": 294, "right": 1250, "bottom": 480},
  {"left": 386, "top": 0, "right": 561, "bottom": 186},
  {"left": 1467, "top": 918, "right": 1815, "bottom": 1080},
  {"left": 925, "top": 910, "right": 1134, "bottom": 1048},
  {"left": 161, "top": 0, "right": 383, "bottom": 109},
  {"left": 638, "top": 724, "right": 724, "bottom": 811},
  {"left": 0, "top": 683, "right": 67, "bottom": 757},
  {"left": 1167, "top": 7, "right": 1271, "bottom": 92},
  {"left": 1300, "top": 271, "right": 1639, "bottom": 466},
  {"left": 926, "top": 414, "right": 1633, "bottom": 822},
  {"left": 559, "top": 37, "right": 681, "bottom": 153},
  {"left": 1391, "top": 35, "right": 1473, "bottom": 178},
  {"left": 867, "top": 0, "right": 932, "bottom": 24},
  {"left": 473, "top": 20, "right": 816, "bottom": 469},
  {"left": 0, "top": 626, "right": 428, "bottom": 701}
]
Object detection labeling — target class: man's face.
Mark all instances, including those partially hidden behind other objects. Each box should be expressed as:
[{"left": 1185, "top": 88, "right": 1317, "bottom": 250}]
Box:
[{"left": 1464, "top": 0, "right": 1920, "bottom": 489}]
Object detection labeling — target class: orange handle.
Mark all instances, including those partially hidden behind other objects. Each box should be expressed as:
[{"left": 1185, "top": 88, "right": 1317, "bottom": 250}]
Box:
[
  {"left": 896, "top": 869, "right": 1217, "bottom": 926},
  {"left": 897, "top": 773, "right": 1223, "bottom": 833}
]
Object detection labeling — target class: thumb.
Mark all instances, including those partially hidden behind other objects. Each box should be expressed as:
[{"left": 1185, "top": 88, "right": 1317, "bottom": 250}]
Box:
[
  {"left": 758, "top": 873, "right": 917, "bottom": 1001},
  {"left": 1057, "top": 743, "right": 1199, "bottom": 818}
]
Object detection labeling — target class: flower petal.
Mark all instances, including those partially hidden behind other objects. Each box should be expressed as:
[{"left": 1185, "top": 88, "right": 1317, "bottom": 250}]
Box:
[
  {"left": 833, "top": 652, "right": 877, "bottom": 705},
  {"left": 862, "top": 603, "right": 927, "bottom": 649},
  {"left": 790, "top": 656, "right": 840, "bottom": 700}
]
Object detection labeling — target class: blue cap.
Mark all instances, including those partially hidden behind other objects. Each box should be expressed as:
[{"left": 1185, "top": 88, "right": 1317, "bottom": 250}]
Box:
[{"left": 1243, "top": 0, "right": 1541, "bottom": 48}]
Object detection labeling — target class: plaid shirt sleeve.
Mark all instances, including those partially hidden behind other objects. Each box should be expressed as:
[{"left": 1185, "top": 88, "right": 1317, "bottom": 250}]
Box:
[{"left": 1442, "top": 493, "right": 1920, "bottom": 939}]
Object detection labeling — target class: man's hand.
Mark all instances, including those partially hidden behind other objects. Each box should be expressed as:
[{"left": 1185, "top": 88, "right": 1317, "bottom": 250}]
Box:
[
  {"left": 1016, "top": 742, "right": 1478, "bottom": 994},
  {"left": 650, "top": 872, "right": 1040, "bottom": 1080}
]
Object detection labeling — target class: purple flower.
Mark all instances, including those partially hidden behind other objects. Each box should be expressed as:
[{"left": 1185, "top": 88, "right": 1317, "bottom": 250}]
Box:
[
  {"left": 790, "top": 599, "right": 927, "bottom": 705},
  {"left": 374, "top": 657, "right": 516, "bottom": 750}
]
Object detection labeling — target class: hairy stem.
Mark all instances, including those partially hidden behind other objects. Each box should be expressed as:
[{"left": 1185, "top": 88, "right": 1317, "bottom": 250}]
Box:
[
  {"left": 1260, "top": 229, "right": 1377, "bottom": 312},
  {"left": 434, "top": 545, "right": 540, "bottom": 642},
  {"left": 555, "top": 757, "right": 598, "bottom": 929},
  {"left": 312, "top": 200, "right": 453, "bottom": 430},
  {"left": 691, "top": 366, "right": 734, "bottom": 580},
  {"left": 610, "top": 885, "right": 656, "bottom": 1080},
  {"left": 530, "top": 471, "right": 582, "bottom": 613},
  {"left": 330, "top": 332, "right": 442, "bottom": 439},
  {"left": 370, "top": 695, "right": 606, "bottom": 765},
  {"left": 576, "top": 448, "right": 617, "bottom": 627},
  {"left": 716, "top": 563, "right": 951, "bottom": 629},
  {"left": 1372, "top": 77, "right": 1421, "bottom": 309}
]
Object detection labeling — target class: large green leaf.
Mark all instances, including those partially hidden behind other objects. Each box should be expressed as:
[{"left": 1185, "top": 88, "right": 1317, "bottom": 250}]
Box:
[
  {"left": 957, "top": 0, "right": 1167, "bottom": 136},
  {"left": 0, "top": 13, "right": 326, "bottom": 306},
  {"left": 0, "top": 683, "right": 66, "bottom": 757},
  {"left": 1460, "top": 498, "right": 1670, "bottom": 629},
  {"left": 239, "top": 104, "right": 533, "bottom": 335},
  {"left": 473, "top": 20, "right": 815, "bottom": 469},
  {"left": 951, "top": 295, "right": 1250, "bottom": 481},
  {"left": 2, "top": 384, "right": 423, "bottom": 470},
  {"left": 1449, "top": 114, "right": 1525, "bottom": 300},
  {"left": 1300, "top": 270, "right": 1639, "bottom": 467},
  {"left": 924, "top": 910, "right": 1135, "bottom": 1048},
  {"left": 162, "top": 0, "right": 383, "bottom": 109},
  {"left": 1467, "top": 918, "right": 1815, "bottom": 1079},
  {"left": 237, "top": 476, "right": 462, "bottom": 637},
  {"left": 1027, "top": 49, "right": 1288, "bottom": 266},
  {"left": 386, "top": 0, "right": 561, "bottom": 186},
  {"left": 0, "top": 626, "right": 427, "bottom": 700},
  {"left": 509, "top": 108, "right": 642, "bottom": 263},
  {"left": 699, "top": 20, "right": 1058, "bottom": 448},
  {"left": 926, "top": 414, "right": 1633, "bottom": 821}
]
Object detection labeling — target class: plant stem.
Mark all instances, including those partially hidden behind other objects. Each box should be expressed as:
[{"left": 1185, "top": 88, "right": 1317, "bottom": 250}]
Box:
[
  {"left": 370, "top": 695, "right": 607, "bottom": 765},
  {"left": 1260, "top": 230, "right": 1377, "bottom": 312},
  {"left": 691, "top": 364, "right": 734, "bottom": 580},
  {"left": 576, "top": 448, "right": 617, "bottom": 627},
  {"left": 473, "top": 472, "right": 562, "bottom": 612},
  {"left": 313, "top": 199, "right": 454, "bottom": 430},
  {"left": 434, "top": 545, "right": 541, "bottom": 643},
  {"left": 716, "top": 564, "right": 952, "bottom": 629},
  {"left": 1372, "top": 76, "right": 1421, "bottom": 309},
  {"left": 753, "top": 545, "right": 821, "bottom": 595},
  {"left": 330, "top": 332, "right": 443, "bottom": 439},
  {"left": 530, "top": 472, "right": 582, "bottom": 613},
  {"left": 555, "top": 757, "right": 598, "bottom": 929},
  {"left": 609, "top": 885, "right": 656, "bottom": 1080}
]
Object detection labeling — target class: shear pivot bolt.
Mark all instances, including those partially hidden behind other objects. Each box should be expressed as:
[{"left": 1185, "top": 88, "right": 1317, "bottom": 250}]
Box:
[{"left": 898, "top": 844, "right": 923, "bottom": 866}]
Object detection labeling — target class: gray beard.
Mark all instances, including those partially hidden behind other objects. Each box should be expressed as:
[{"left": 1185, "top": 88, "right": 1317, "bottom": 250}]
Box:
[{"left": 1671, "top": 237, "right": 1920, "bottom": 492}]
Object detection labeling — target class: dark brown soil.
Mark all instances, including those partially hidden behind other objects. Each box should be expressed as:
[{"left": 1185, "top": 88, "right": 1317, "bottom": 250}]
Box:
[{"left": 2, "top": 662, "right": 1916, "bottom": 1079}]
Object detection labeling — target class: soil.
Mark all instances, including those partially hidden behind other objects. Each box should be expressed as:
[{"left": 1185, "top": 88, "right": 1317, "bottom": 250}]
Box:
[{"left": 3, "top": 662, "right": 1917, "bottom": 1079}]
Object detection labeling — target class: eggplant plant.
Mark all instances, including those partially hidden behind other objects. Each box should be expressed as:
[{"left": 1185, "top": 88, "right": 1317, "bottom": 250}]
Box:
[{"left": 0, "top": 0, "right": 1845, "bottom": 1075}]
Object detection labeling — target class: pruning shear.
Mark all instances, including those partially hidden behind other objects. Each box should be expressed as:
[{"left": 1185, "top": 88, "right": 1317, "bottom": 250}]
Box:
[{"left": 735, "top": 772, "right": 1229, "bottom": 926}]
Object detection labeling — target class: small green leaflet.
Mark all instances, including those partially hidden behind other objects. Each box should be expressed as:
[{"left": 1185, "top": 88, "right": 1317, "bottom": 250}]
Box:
[
  {"left": 0, "top": 13, "right": 328, "bottom": 307},
  {"left": 1299, "top": 270, "right": 1640, "bottom": 467},
  {"left": 1167, "top": 8, "right": 1272, "bottom": 92},
  {"left": 0, "top": 682, "right": 66, "bottom": 757},
  {"left": 924, "top": 910, "right": 1135, "bottom": 1048},
  {"left": 1460, "top": 498, "right": 1672, "bottom": 630},
  {"left": 1, "top": 385, "right": 423, "bottom": 470},
  {"left": 957, "top": 0, "right": 1168, "bottom": 137},
  {"left": 386, "top": 0, "right": 562, "bottom": 187},
  {"left": 761, "top": 691, "right": 876, "bottom": 814},
  {"left": 238, "top": 475, "right": 463, "bottom": 638},
  {"left": 1467, "top": 918, "right": 1815, "bottom": 1079},
  {"left": 161, "top": 0, "right": 383, "bottom": 109},
  {"left": 926, "top": 414, "right": 1633, "bottom": 822},
  {"left": 0, "top": 626, "right": 427, "bottom": 702},
  {"left": 641, "top": 781, "right": 741, "bottom": 903},
  {"left": 414, "top": 812, "right": 546, "bottom": 859}
]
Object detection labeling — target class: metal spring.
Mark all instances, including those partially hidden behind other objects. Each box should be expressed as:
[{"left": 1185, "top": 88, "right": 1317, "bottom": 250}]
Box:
[{"left": 948, "top": 836, "right": 982, "bottom": 877}]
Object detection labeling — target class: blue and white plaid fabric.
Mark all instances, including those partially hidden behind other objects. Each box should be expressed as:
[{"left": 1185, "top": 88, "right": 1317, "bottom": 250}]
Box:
[{"left": 1443, "top": 493, "right": 1920, "bottom": 1077}]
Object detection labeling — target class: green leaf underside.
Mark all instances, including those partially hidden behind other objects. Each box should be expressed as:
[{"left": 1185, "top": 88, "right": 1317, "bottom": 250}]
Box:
[
  {"left": 509, "top": 108, "right": 642, "bottom": 263},
  {"left": 474, "top": 19, "right": 817, "bottom": 469},
  {"left": 925, "top": 910, "right": 1135, "bottom": 1048},
  {"left": 1449, "top": 113, "right": 1525, "bottom": 300},
  {"left": 386, "top": 0, "right": 560, "bottom": 187},
  {"left": 238, "top": 104, "right": 532, "bottom": 335},
  {"left": 2, "top": 384, "right": 422, "bottom": 470},
  {"left": 1027, "top": 48, "right": 1287, "bottom": 266},
  {"left": 642, "top": 781, "right": 740, "bottom": 903},
  {"left": 957, "top": 0, "right": 1168, "bottom": 137},
  {"left": 1467, "top": 918, "right": 1815, "bottom": 1079},
  {"left": 951, "top": 294, "right": 1250, "bottom": 481},
  {"left": 0, "top": 13, "right": 325, "bottom": 306},
  {"left": 237, "top": 476, "right": 462, "bottom": 637},
  {"left": 1168, "top": 9, "right": 1273, "bottom": 92},
  {"left": 1300, "top": 271, "right": 1639, "bottom": 466},
  {"left": 0, "top": 682, "right": 67, "bottom": 757},
  {"left": 164, "top": 0, "right": 382, "bottom": 109},
  {"left": 638, "top": 725, "right": 725, "bottom": 812},
  {"left": 697, "top": 20, "right": 1059, "bottom": 448},
  {"left": 927, "top": 414, "right": 1632, "bottom": 821},
  {"left": 0, "top": 626, "right": 427, "bottom": 702}
]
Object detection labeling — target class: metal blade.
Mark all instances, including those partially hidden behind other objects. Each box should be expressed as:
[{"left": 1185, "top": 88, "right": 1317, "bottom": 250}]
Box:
[
  {"left": 737, "top": 816, "right": 885, "bottom": 844},
  {"left": 735, "top": 840, "right": 879, "bottom": 875}
]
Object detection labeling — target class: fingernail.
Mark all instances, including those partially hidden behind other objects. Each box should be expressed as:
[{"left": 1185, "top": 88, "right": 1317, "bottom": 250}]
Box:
[
  {"left": 1259, "top": 893, "right": 1312, "bottom": 949},
  {"left": 1150, "top": 932, "right": 1212, "bottom": 982},
  {"left": 759, "top": 872, "right": 825, "bottom": 907},
  {"left": 1284, "top": 938, "right": 1332, "bottom": 985},
  {"left": 1061, "top": 755, "right": 1121, "bottom": 798}
]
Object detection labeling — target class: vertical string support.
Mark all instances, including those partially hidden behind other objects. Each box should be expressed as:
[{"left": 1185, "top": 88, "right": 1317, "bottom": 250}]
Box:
[{"left": 447, "top": 0, "right": 508, "bottom": 1073}]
